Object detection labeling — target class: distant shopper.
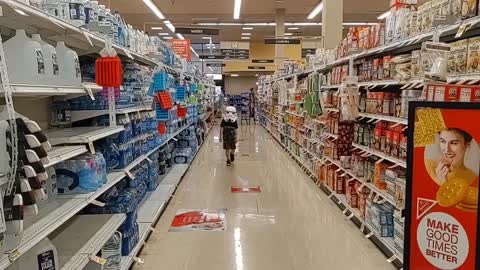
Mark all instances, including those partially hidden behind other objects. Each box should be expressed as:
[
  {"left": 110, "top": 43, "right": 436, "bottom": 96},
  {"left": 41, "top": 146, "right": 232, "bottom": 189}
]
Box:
[
  {"left": 220, "top": 106, "right": 239, "bottom": 166},
  {"left": 249, "top": 88, "right": 256, "bottom": 123}
]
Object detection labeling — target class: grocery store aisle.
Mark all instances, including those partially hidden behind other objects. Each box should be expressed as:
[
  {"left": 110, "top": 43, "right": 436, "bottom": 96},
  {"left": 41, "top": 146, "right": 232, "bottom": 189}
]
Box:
[{"left": 134, "top": 125, "right": 395, "bottom": 270}]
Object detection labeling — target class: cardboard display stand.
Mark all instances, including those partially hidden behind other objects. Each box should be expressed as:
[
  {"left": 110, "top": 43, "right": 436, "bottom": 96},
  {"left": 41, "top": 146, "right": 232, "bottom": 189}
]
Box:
[{"left": 404, "top": 102, "right": 480, "bottom": 270}]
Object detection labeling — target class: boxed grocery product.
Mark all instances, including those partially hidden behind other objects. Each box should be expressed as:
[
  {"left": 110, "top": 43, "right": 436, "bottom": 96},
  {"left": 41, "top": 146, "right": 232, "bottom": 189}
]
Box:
[
  {"left": 385, "top": 168, "right": 406, "bottom": 200},
  {"left": 383, "top": 55, "right": 392, "bottom": 79},
  {"left": 455, "top": 39, "right": 468, "bottom": 74},
  {"left": 391, "top": 131, "right": 401, "bottom": 158},
  {"left": 434, "top": 84, "right": 460, "bottom": 102},
  {"left": 395, "top": 177, "right": 406, "bottom": 209},
  {"left": 408, "top": 11, "right": 419, "bottom": 37},
  {"left": 394, "top": 8, "right": 410, "bottom": 41},
  {"left": 400, "top": 133, "right": 408, "bottom": 160},
  {"left": 467, "top": 37, "right": 480, "bottom": 73},
  {"left": 411, "top": 50, "right": 421, "bottom": 78},
  {"left": 374, "top": 162, "right": 390, "bottom": 190},
  {"left": 452, "top": 0, "right": 463, "bottom": 17},
  {"left": 393, "top": 210, "right": 405, "bottom": 257},
  {"left": 447, "top": 42, "right": 457, "bottom": 74},
  {"left": 400, "top": 89, "right": 422, "bottom": 118},
  {"left": 426, "top": 84, "right": 436, "bottom": 101},
  {"left": 461, "top": 0, "right": 478, "bottom": 19},
  {"left": 372, "top": 23, "right": 385, "bottom": 48},
  {"left": 459, "top": 86, "right": 480, "bottom": 102},
  {"left": 386, "top": 11, "right": 397, "bottom": 44},
  {"left": 336, "top": 171, "right": 346, "bottom": 194}
]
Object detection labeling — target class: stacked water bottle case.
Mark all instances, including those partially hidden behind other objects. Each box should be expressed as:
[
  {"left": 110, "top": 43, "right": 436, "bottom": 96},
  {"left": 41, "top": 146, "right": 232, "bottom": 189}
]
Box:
[{"left": 174, "top": 126, "right": 198, "bottom": 164}]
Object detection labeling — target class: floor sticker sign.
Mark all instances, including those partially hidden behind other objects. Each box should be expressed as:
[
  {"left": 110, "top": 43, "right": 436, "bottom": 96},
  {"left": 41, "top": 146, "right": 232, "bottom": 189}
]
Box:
[
  {"left": 231, "top": 186, "right": 261, "bottom": 193},
  {"left": 169, "top": 209, "right": 227, "bottom": 232},
  {"left": 404, "top": 102, "right": 480, "bottom": 270}
]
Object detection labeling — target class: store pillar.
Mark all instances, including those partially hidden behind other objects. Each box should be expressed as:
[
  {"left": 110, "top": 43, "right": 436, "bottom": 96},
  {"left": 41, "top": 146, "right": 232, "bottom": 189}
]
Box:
[
  {"left": 322, "top": 0, "right": 343, "bottom": 49},
  {"left": 275, "top": 8, "right": 286, "bottom": 67}
]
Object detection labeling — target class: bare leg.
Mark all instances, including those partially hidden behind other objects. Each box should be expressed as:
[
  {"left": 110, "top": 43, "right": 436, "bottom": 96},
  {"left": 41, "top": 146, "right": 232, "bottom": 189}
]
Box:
[{"left": 225, "top": 149, "right": 230, "bottom": 161}]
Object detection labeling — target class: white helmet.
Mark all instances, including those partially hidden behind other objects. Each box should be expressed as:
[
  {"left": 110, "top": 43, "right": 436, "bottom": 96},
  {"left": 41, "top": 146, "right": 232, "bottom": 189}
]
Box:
[{"left": 223, "top": 106, "right": 238, "bottom": 122}]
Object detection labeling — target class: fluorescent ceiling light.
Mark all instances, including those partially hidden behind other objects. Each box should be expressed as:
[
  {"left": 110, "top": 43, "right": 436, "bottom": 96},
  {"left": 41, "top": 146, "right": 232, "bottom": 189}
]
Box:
[
  {"left": 196, "top": 21, "right": 375, "bottom": 26},
  {"left": 231, "top": 74, "right": 239, "bottom": 77},
  {"left": 163, "top": 36, "right": 173, "bottom": 39},
  {"left": 307, "top": 1, "right": 323, "bottom": 19},
  {"left": 151, "top": 26, "right": 163, "bottom": 30},
  {"left": 164, "top": 21, "right": 175, "bottom": 33},
  {"left": 196, "top": 22, "right": 275, "bottom": 26},
  {"left": 241, "top": 37, "right": 251, "bottom": 40},
  {"left": 343, "top": 22, "right": 377, "bottom": 26},
  {"left": 284, "top": 33, "right": 293, "bottom": 36},
  {"left": 143, "top": 0, "right": 165, "bottom": 20},
  {"left": 242, "top": 33, "right": 251, "bottom": 36},
  {"left": 158, "top": 33, "right": 169, "bottom": 36},
  {"left": 234, "top": 0, "right": 242, "bottom": 19},
  {"left": 202, "top": 36, "right": 212, "bottom": 40},
  {"left": 288, "top": 27, "right": 299, "bottom": 30},
  {"left": 242, "top": 27, "right": 253, "bottom": 30},
  {"left": 377, "top": 11, "right": 391, "bottom": 20},
  {"left": 176, "top": 33, "right": 185, "bottom": 39}
]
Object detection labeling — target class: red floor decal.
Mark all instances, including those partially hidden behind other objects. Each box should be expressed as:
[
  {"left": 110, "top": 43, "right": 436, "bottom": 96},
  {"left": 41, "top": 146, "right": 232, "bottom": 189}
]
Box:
[
  {"left": 169, "top": 209, "right": 227, "bottom": 232},
  {"left": 231, "top": 186, "right": 261, "bottom": 193}
]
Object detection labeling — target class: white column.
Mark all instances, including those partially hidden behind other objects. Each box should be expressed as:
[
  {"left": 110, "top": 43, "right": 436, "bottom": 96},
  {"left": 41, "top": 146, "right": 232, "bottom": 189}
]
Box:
[
  {"left": 275, "top": 8, "right": 286, "bottom": 66},
  {"left": 322, "top": 0, "right": 343, "bottom": 49}
]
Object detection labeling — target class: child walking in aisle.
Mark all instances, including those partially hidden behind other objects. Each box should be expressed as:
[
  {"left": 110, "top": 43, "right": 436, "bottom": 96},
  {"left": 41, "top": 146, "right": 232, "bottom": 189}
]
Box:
[{"left": 220, "top": 106, "right": 238, "bottom": 166}]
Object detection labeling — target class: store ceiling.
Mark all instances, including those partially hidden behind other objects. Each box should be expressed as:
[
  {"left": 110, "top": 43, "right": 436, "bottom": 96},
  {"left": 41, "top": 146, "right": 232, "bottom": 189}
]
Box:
[{"left": 100, "top": 0, "right": 389, "bottom": 44}]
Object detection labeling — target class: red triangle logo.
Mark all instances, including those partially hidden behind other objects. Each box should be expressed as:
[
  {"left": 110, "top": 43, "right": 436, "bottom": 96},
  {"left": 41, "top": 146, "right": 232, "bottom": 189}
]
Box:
[{"left": 417, "top": 197, "right": 437, "bottom": 220}]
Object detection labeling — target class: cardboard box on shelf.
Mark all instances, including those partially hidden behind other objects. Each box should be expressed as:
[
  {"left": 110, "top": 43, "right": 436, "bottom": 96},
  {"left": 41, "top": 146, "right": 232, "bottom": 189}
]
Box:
[
  {"left": 467, "top": 37, "right": 480, "bottom": 73},
  {"left": 434, "top": 84, "right": 460, "bottom": 102},
  {"left": 460, "top": 86, "right": 480, "bottom": 102}
]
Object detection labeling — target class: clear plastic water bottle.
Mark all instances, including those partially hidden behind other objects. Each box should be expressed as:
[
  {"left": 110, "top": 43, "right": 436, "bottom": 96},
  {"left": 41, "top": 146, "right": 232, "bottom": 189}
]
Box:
[
  {"left": 68, "top": 0, "right": 85, "bottom": 26},
  {"left": 105, "top": 8, "right": 116, "bottom": 40},
  {"left": 93, "top": 152, "right": 107, "bottom": 185},
  {"left": 83, "top": 0, "right": 93, "bottom": 25},
  {"left": 77, "top": 155, "right": 98, "bottom": 192},
  {"left": 97, "top": 5, "right": 107, "bottom": 29}
]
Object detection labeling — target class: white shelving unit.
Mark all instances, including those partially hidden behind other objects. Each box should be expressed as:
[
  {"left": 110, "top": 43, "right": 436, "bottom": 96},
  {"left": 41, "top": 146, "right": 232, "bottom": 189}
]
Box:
[
  {"left": 45, "top": 146, "right": 89, "bottom": 168},
  {"left": 159, "top": 165, "right": 189, "bottom": 187},
  {"left": 51, "top": 214, "right": 126, "bottom": 270},
  {"left": 45, "top": 126, "right": 125, "bottom": 146},
  {"left": 352, "top": 143, "right": 407, "bottom": 168},
  {"left": 136, "top": 185, "right": 174, "bottom": 225},
  {"left": 119, "top": 223, "right": 150, "bottom": 270},
  {"left": 71, "top": 105, "right": 154, "bottom": 122},
  {"left": 358, "top": 113, "right": 408, "bottom": 125}
]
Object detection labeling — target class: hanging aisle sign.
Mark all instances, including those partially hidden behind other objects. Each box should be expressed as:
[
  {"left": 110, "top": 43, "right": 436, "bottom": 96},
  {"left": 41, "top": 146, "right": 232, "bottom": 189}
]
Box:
[
  {"left": 171, "top": 39, "right": 191, "bottom": 61},
  {"left": 404, "top": 101, "right": 480, "bottom": 270}
]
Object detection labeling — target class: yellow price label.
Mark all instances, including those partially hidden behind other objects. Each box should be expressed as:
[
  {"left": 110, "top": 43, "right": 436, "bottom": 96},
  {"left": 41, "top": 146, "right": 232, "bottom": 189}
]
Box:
[{"left": 90, "top": 255, "right": 106, "bottom": 265}]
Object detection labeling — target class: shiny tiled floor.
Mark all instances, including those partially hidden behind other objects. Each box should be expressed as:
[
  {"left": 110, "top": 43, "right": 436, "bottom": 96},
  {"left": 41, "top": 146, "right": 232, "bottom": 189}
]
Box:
[{"left": 134, "top": 125, "right": 396, "bottom": 270}]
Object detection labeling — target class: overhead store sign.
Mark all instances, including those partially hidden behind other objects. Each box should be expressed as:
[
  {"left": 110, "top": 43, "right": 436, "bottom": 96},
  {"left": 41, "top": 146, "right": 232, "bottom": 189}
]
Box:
[
  {"left": 265, "top": 38, "right": 300, "bottom": 44},
  {"left": 404, "top": 102, "right": 480, "bottom": 270},
  {"left": 171, "top": 39, "right": 191, "bottom": 61},
  {"left": 220, "top": 41, "right": 250, "bottom": 59},
  {"left": 252, "top": 59, "right": 274, "bottom": 63},
  {"left": 206, "top": 62, "right": 225, "bottom": 67},
  {"left": 176, "top": 27, "right": 220, "bottom": 35},
  {"left": 200, "top": 55, "right": 225, "bottom": 60}
]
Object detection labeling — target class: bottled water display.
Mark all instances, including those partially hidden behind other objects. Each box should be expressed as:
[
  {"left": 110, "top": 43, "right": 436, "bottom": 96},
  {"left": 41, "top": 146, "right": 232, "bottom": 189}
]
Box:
[{"left": 55, "top": 153, "right": 107, "bottom": 194}]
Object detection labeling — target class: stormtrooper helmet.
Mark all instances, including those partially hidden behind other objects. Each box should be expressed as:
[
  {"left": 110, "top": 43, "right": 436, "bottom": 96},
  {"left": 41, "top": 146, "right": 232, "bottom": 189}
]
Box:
[{"left": 223, "top": 106, "right": 238, "bottom": 122}]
